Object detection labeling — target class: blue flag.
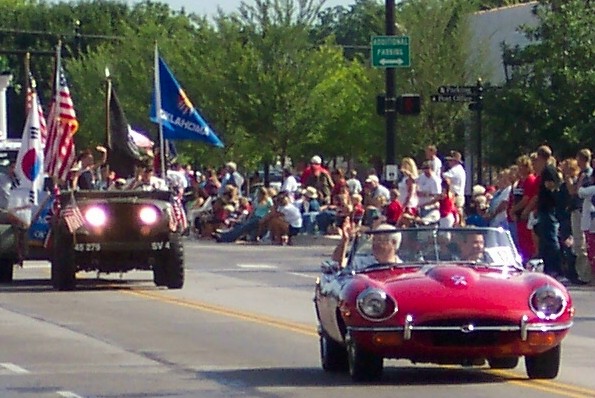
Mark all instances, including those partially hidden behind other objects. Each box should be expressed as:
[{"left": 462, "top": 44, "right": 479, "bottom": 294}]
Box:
[{"left": 150, "top": 56, "right": 224, "bottom": 147}]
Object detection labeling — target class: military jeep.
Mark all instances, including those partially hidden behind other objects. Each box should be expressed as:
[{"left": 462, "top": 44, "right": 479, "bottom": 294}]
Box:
[{"left": 51, "top": 190, "right": 184, "bottom": 291}]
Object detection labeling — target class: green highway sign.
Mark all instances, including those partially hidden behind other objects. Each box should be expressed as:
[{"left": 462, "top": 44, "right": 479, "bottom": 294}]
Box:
[{"left": 371, "top": 35, "right": 410, "bottom": 68}]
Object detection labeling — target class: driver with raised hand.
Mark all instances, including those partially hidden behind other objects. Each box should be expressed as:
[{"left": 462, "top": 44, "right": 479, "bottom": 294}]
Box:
[{"left": 332, "top": 217, "right": 402, "bottom": 268}]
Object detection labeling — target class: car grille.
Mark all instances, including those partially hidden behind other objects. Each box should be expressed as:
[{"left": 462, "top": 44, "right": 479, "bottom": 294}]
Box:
[{"left": 418, "top": 318, "right": 518, "bottom": 347}]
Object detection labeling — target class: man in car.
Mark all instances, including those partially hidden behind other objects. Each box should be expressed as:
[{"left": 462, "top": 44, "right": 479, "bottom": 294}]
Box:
[
  {"left": 332, "top": 218, "right": 401, "bottom": 268},
  {"left": 458, "top": 231, "right": 487, "bottom": 262}
]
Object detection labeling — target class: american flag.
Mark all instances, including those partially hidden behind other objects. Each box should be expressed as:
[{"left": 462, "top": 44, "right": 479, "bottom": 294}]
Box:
[
  {"left": 25, "top": 74, "right": 48, "bottom": 147},
  {"left": 171, "top": 196, "right": 187, "bottom": 232},
  {"left": 44, "top": 67, "right": 79, "bottom": 182},
  {"left": 62, "top": 195, "right": 84, "bottom": 233}
]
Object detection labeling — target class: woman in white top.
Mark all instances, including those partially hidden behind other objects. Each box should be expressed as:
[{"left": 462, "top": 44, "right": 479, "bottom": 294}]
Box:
[
  {"left": 486, "top": 169, "right": 512, "bottom": 229},
  {"left": 397, "top": 157, "right": 419, "bottom": 215}
]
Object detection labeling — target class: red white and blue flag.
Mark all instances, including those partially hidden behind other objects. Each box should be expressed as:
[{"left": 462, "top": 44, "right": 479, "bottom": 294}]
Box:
[
  {"left": 44, "top": 67, "right": 79, "bottom": 182},
  {"left": 15, "top": 88, "right": 44, "bottom": 206},
  {"left": 25, "top": 74, "right": 48, "bottom": 148}
]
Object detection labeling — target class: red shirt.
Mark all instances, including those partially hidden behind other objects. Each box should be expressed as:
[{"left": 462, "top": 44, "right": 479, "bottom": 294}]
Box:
[
  {"left": 385, "top": 200, "right": 404, "bottom": 225},
  {"left": 439, "top": 194, "right": 456, "bottom": 218}
]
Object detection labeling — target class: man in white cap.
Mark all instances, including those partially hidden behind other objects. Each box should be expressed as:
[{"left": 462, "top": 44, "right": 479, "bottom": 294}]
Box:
[
  {"left": 300, "top": 155, "right": 329, "bottom": 186},
  {"left": 365, "top": 174, "right": 390, "bottom": 202}
]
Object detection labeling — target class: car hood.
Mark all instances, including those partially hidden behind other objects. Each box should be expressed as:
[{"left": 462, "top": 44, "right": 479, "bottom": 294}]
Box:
[{"left": 355, "top": 264, "right": 571, "bottom": 323}]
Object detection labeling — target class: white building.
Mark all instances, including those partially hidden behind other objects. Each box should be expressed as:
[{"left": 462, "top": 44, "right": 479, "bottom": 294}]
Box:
[{"left": 468, "top": 2, "right": 539, "bottom": 84}]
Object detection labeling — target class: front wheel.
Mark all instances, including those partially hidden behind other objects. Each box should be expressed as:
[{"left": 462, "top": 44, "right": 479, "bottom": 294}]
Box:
[
  {"left": 51, "top": 227, "right": 76, "bottom": 291},
  {"left": 320, "top": 333, "right": 348, "bottom": 372},
  {"left": 0, "top": 259, "right": 14, "bottom": 283},
  {"left": 347, "top": 338, "right": 383, "bottom": 382},
  {"left": 163, "top": 233, "right": 184, "bottom": 289},
  {"left": 525, "top": 345, "right": 561, "bottom": 379}
]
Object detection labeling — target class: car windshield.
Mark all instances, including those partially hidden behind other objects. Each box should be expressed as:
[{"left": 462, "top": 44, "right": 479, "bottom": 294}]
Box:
[{"left": 348, "top": 227, "right": 522, "bottom": 272}]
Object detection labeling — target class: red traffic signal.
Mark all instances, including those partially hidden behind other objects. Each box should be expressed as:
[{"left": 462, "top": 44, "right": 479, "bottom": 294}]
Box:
[{"left": 397, "top": 94, "right": 421, "bottom": 115}]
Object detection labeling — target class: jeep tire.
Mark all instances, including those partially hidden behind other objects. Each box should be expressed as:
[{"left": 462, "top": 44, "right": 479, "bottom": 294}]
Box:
[
  {"left": 51, "top": 226, "right": 76, "bottom": 291},
  {"left": 164, "top": 233, "right": 184, "bottom": 289},
  {"left": 0, "top": 259, "right": 14, "bottom": 283}
]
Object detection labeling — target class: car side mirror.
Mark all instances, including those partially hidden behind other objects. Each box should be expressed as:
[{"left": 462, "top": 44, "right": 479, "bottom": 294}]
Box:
[
  {"left": 526, "top": 258, "right": 544, "bottom": 273},
  {"left": 321, "top": 260, "right": 340, "bottom": 275}
]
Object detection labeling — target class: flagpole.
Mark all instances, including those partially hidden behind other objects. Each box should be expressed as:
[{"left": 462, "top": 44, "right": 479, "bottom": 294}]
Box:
[
  {"left": 105, "top": 67, "right": 111, "bottom": 150},
  {"left": 24, "top": 52, "right": 31, "bottom": 112},
  {"left": 154, "top": 43, "right": 166, "bottom": 179}
]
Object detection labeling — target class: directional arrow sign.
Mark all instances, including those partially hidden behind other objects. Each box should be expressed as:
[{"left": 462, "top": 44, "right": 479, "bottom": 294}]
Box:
[
  {"left": 371, "top": 35, "right": 410, "bottom": 68},
  {"left": 431, "top": 94, "right": 476, "bottom": 103},
  {"left": 438, "top": 85, "right": 478, "bottom": 95}
]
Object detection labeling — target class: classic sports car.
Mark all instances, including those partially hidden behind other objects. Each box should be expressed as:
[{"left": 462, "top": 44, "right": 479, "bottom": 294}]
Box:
[{"left": 314, "top": 227, "right": 573, "bottom": 382}]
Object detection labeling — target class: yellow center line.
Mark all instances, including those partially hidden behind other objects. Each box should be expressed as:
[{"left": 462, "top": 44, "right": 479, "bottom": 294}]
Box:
[{"left": 124, "top": 289, "right": 594, "bottom": 397}]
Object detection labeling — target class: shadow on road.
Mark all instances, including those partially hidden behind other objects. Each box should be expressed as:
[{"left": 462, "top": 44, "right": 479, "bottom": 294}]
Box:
[
  {"left": 0, "top": 278, "right": 159, "bottom": 293},
  {"left": 198, "top": 365, "right": 520, "bottom": 388}
]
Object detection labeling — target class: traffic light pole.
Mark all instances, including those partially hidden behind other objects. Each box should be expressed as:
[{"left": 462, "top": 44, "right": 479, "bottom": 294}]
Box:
[
  {"left": 385, "top": 0, "right": 396, "bottom": 166},
  {"left": 475, "top": 78, "right": 483, "bottom": 186}
]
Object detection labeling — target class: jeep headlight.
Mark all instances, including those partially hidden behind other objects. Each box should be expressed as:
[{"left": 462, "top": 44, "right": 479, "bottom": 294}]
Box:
[
  {"left": 85, "top": 206, "right": 107, "bottom": 227},
  {"left": 356, "top": 288, "right": 397, "bottom": 321},
  {"left": 139, "top": 206, "right": 159, "bottom": 225},
  {"left": 529, "top": 286, "right": 566, "bottom": 320}
]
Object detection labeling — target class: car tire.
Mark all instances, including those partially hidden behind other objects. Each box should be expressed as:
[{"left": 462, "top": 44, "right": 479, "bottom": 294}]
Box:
[
  {"left": 165, "top": 233, "right": 184, "bottom": 289},
  {"left": 320, "top": 333, "right": 348, "bottom": 372},
  {"left": 51, "top": 226, "right": 76, "bottom": 291},
  {"left": 0, "top": 259, "right": 14, "bottom": 283},
  {"left": 525, "top": 344, "right": 560, "bottom": 379},
  {"left": 488, "top": 357, "right": 519, "bottom": 369},
  {"left": 347, "top": 339, "right": 383, "bottom": 382}
]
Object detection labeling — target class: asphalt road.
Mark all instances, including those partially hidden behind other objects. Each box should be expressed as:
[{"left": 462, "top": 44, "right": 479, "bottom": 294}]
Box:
[{"left": 0, "top": 237, "right": 594, "bottom": 398}]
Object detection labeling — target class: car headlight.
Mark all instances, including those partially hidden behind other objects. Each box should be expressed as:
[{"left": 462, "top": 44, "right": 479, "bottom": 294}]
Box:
[
  {"left": 356, "top": 288, "right": 397, "bottom": 321},
  {"left": 139, "top": 206, "right": 159, "bottom": 225},
  {"left": 529, "top": 286, "right": 566, "bottom": 320},
  {"left": 84, "top": 206, "right": 107, "bottom": 228}
]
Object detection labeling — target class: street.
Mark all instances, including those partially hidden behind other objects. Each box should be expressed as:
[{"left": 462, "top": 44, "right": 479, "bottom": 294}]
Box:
[{"left": 0, "top": 238, "right": 594, "bottom": 398}]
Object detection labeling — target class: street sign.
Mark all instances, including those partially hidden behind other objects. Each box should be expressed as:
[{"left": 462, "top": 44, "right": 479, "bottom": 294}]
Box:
[
  {"left": 438, "top": 85, "right": 478, "bottom": 95},
  {"left": 371, "top": 35, "right": 410, "bottom": 68},
  {"left": 431, "top": 94, "right": 476, "bottom": 103}
]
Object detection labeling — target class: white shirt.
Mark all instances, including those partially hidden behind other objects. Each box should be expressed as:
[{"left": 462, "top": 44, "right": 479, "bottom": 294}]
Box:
[
  {"left": 346, "top": 178, "right": 362, "bottom": 194},
  {"left": 578, "top": 185, "right": 595, "bottom": 232},
  {"left": 442, "top": 163, "right": 466, "bottom": 197},
  {"left": 166, "top": 169, "right": 188, "bottom": 189},
  {"left": 372, "top": 184, "right": 390, "bottom": 202},
  {"left": 279, "top": 203, "right": 303, "bottom": 228},
  {"left": 431, "top": 156, "right": 443, "bottom": 176},
  {"left": 132, "top": 176, "right": 168, "bottom": 191},
  {"left": 397, "top": 177, "right": 418, "bottom": 209},
  {"left": 416, "top": 173, "right": 441, "bottom": 207},
  {"left": 281, "top": 175, "right": 299, "bottom": 195}
]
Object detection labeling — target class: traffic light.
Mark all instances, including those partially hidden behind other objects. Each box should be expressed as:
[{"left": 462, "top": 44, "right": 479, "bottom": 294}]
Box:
[
  {"left": 396, "top": 94, "right": 421, "bottom": 115},
  {"left": 376, "top": 94, "right": 385, "bottom": 116}
]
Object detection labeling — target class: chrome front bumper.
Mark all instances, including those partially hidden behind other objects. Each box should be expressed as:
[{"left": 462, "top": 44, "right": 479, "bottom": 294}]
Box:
[{"left": 347, "top": 314, "right": 574, "bottom": 342}]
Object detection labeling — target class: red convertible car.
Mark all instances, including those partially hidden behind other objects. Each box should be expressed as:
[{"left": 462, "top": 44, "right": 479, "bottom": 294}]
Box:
[{"left": 314, "top": 227, "right": 574, "bottom": 382}]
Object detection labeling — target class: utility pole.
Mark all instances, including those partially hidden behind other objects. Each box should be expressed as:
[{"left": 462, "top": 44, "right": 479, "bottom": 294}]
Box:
[
  {"left": 474, "top": 78, "right": 483, "bottom": 185},
  {"left": 385, "top": 0, "right": 396, "bottom": 167}
]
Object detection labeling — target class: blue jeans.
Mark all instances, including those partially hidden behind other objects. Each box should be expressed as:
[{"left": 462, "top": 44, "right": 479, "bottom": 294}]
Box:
[
  {"left": 535, "top": 212, "right": 562, "bottom": 276},
  {"left": 316, "top": 210, "right": 337, "bottom": 235},
  {"left": 218, "top": 216, "right": 261, "bottom": 242},
  {"left": 301, "top": 211, "right": 319, "bottom": 234}
]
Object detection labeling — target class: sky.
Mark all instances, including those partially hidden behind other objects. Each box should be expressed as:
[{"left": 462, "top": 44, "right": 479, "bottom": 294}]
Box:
[{"left": 137, "top": 0, "right": 355, "bottom": 17}]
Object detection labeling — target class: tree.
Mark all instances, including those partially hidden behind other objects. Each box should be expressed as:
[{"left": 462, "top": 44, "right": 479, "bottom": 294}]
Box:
[{"left": 485, "top": 0, "right": 594, "bottom": 163}]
